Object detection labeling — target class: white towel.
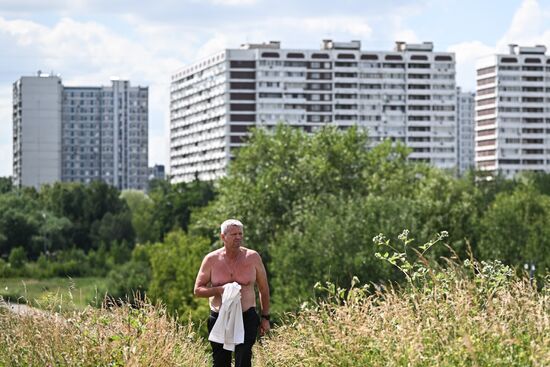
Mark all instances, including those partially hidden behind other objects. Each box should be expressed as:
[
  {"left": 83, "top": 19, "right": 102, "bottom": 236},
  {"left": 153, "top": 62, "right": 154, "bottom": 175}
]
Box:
[{"left": 208, "top": 282, "right": 245, "bottom": 351}]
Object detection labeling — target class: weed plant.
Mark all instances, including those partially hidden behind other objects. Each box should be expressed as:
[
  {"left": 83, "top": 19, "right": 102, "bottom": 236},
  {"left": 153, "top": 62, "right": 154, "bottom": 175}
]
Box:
[
  {"left": 254, "top": 231, "right": 549, "bottom": 366},
  {"left": 1, "top": 230, "right": 548, "bottom": 366}
]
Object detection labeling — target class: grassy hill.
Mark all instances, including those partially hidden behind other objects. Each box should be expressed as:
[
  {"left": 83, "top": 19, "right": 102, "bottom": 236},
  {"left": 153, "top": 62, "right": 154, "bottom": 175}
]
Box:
[{"left": 0, "top": 261, "right": 548, "bottom": 367}]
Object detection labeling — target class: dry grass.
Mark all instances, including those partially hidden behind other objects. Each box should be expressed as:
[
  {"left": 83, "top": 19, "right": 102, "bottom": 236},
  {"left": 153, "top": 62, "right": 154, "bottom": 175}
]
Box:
[
  {"left": 0, "top": 298, "right": 209, "bottom": 367},
  {"left": 1, "top": 267, "right": 548, "bottom": 366},
  {"left": 254, "top": 272, "right": 549, "bottom": 367}
]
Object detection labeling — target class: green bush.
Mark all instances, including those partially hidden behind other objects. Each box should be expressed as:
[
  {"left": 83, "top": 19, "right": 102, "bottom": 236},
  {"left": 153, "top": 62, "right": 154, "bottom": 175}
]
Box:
[
  {"left": 105, "top": 244, "right": 152, "bottom": 303},
  {"left": 8, "top": 247, "right": 27, "bottom": 269}
]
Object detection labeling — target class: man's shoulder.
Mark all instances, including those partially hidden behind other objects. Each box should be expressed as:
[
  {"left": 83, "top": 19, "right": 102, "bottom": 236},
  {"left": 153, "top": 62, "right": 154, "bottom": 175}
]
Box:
[
  {"left": 242, "top": 247, "right": 261, "bottom": 260},
  {"left": 204, "top": 248, "right": 223, "bottom": 261}
]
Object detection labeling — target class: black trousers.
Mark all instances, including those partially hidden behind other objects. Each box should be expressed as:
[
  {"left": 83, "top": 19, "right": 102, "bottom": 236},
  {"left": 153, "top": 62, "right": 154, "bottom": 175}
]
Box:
[{"left": 207, "top": 307, "right": 260, "bottom": 367}]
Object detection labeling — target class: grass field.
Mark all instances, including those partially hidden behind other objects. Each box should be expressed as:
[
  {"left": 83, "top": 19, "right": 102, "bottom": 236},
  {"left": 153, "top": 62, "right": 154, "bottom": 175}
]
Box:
[
  {"left": 0, "top": 277, "right": 108, "bottom": 310},
  {"left": 0, "top": 266, "right": 547, "bottom": 366}
]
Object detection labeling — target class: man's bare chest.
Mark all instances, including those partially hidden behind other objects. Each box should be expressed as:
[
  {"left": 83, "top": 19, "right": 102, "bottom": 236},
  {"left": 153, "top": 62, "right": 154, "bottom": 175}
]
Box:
[{"left": 211, "top": 259, "right": 256, "bottom": 286}]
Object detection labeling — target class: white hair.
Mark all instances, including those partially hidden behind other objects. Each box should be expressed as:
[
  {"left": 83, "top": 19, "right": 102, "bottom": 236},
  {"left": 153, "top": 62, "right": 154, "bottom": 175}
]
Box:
[{"left": 220, "top": 219, "right": 243, "bottom": 234}]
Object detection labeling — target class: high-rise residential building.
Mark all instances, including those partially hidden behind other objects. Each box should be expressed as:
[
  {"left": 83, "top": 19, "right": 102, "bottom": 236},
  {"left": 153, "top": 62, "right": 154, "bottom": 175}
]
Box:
[
  {"left": 456, "top": 88, "right": 476, "bottom": 174},
  {"left": 475, "top": 44, "right": 550, "bottom": 178},
  {"left": 13, "top": 74, "right": 63, "bottom": 188},
  {"left": 170, "top": 40, "right": 457, "bottom": 183},
  {"left": 13, "top": 73, "right": 149, "bottom": 190},
  {"left": 149, "top": 164, "right": 166, "bottom": 180}
]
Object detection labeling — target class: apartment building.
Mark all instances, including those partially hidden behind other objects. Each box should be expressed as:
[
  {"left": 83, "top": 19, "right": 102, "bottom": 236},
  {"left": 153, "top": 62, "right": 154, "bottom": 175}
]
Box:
[
  {"left": 457, "top": 88, "right": 476, "bottom": 174},
  {"left": 170, "top": 40, "right": 457, "bottom": 182},
  {"left": 475, "top": 44, "right": 550, "bottom": 177},
  {"left": 13, "top": 73, "right": 149, "bottom": 190}
]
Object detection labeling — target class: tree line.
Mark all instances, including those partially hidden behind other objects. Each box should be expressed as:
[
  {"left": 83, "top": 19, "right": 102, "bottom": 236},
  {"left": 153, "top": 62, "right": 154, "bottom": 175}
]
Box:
[{"left": 1, "top": 125, "right": 549, "bottom": 319}]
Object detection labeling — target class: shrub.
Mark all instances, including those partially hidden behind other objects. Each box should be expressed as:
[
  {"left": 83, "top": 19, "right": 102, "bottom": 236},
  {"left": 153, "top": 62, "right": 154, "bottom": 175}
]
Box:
[
  {"left": 105, "top": 245, "right": 152, "bottom": 304},
  {"left": 8, "top": 247, "right": 27, "bottom": 269}
]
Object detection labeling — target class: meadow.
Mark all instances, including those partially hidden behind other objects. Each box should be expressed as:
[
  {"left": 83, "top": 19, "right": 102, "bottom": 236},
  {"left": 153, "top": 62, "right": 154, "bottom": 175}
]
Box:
[
  {"left": 1, "top": 260, "right": 548, "bottom": 367},
  {"left": 0, "top": 277, "right": 107, "bottom": 310}
]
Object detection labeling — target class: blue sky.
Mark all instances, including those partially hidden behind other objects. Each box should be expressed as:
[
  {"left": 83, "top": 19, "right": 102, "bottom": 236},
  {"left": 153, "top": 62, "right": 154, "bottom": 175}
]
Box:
[{"left": 1, "top": 0, "right": 549, "bottom": 177}]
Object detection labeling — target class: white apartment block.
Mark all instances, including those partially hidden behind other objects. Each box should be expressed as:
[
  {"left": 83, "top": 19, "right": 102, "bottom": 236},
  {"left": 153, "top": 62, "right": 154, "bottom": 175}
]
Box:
[
  {"left": 475, "top": 45, "right": 550, "bottom": 178},
  {"left": 13, "top": 73, "right": 149, "bottom": 190},
  {"left": 457, "top": 88, "right": 476, "bottom": 174},
  {"left": 13, "top": 75, "right": 63, "bottom": 188},
  {"left": 170, "top": 40, "right": 457, "bottom": 182}
]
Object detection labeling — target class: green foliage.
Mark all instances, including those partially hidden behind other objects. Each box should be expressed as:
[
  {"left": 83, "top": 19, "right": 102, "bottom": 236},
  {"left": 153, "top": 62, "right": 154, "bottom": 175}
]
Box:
[
  {"left": 479, "top": 185, "right": 550, "bottom": 271},
  {"left": 270, "top": 194, "right": 391, "bottom": 312},
  {"left": 8, "top": 246, "right": 28, "bottom": 269},
  {"left": 39, "top": 181, "right": 131, "bottom": 251},
  {"left": 120, "top": 190, "right": 157, "bottom": 244},
  {"left": 149, "top": 179, "right": 216, "bottom": 242},
  {"left": 0, "top": 176, "right": 13, "bottom": 194},
  {"left": 0, "top": 192, "right": 40, "bottom": 258},
  {"left": 105, "top": 244, "right": 152, "bottom": 303},
  {"left": 194, "top": 125, "right": 373, "bottom": 251},
  {"left": 147, "top": 229, "right": 210, "bottom": 323},
  {"left": 373, "top": 229, "right": 449, "bottom": 283},
  {"left": 90, "top": 211, "right": 135, "bottom": 247}
]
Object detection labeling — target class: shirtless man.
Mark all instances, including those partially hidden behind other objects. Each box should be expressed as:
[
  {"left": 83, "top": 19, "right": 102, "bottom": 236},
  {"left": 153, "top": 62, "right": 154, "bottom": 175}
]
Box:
[{"left": 194, "top": 219, "right": 270, "bottom": 367}]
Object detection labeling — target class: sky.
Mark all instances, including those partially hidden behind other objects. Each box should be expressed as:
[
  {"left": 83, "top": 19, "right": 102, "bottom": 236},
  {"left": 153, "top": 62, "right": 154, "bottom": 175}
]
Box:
[{"left": 1, "top": 0, "right": 550, "bottom": 177}]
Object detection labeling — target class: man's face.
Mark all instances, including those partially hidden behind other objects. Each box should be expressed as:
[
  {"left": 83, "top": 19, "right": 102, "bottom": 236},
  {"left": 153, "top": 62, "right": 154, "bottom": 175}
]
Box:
[{"left": 222, "top": 226, "right": 243, "bottom": 249}]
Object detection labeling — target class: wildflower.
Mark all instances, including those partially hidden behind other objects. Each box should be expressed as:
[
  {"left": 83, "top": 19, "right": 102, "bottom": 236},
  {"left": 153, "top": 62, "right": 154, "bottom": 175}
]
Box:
[
  {"left": 372, "top": 234, "right": 386, "bottom": 245},
  {"left": 398, "top": 229, "right": 410, "bottom": 242}
]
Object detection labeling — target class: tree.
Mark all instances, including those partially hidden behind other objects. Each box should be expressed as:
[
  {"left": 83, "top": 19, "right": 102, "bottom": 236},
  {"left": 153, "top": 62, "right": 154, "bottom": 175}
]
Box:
[
  {"left": 105, "top": 244, "right": 152, "bottom": 303},
  {"left": 0, "top": 193, "right": 40, "bottom": 258},
  {"left": 0, "top": 177, "right": 13, "bottom": 194},
  {"left": 90, "top": 211, "right": 135, "bottom": 248},
  {"left": 270, "top": 194, "right": 393, "bottom": 311},
  {"left": 478, "top": 186, "right": 550, "bottom": 271},
  {"left": 147, "top": 230, "right": 211, "bottom": 322},
  {"left": 8, "top": 246, "right": 27, "bottom": 269},
  {"left": 40, "top": 181, "right": 132, "bottom": 251},
  {"left": 191, "top": 125, "right": 375, "bottom": 255},
  {"left": 148, "top": 179, "right": 215, "bottom": 241},
  {"left": 120, "top": 190, "right": 158, "bottom": 244}
]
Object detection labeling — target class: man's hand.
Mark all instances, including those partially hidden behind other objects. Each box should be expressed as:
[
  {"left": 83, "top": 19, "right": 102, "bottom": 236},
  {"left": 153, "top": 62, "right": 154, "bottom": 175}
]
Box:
[{"left": 259, "top": 318, "right": 270, "bottom": 336}]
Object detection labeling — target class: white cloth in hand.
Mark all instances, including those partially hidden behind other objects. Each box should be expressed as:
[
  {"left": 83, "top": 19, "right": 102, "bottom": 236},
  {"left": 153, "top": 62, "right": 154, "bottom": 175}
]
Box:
[{"left": 208, "top": 282, "right": 244, "bottom": 351}]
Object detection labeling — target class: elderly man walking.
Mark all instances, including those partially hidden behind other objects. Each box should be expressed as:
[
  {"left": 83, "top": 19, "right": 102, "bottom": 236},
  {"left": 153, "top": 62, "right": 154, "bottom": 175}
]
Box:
[{"left": 194, "top": 219, "right": 270, "bottom": 367}]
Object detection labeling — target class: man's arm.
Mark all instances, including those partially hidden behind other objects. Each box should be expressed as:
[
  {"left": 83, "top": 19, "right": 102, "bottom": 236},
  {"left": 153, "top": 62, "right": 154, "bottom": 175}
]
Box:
[
  {"left": 194, "top": 255, "right": 223, "bottom": 298},
  {"left": 255, "top": 253, "right": 271, "bottom": 335}
]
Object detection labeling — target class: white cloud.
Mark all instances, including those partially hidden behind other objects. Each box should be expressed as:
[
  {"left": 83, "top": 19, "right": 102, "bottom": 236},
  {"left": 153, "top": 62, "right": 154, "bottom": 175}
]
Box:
[
  {"left": 496, "top": 0, "right": 550, "bottom": 50},
  {"left": 272, "top": 16, "right": 372, "bottom": 39},
  {"left": 448, "top": 41, "right": 495, "bottom": 91},
  {"left": 392, "top": 29, "right": 420, "bottom": 44},
  {"left": 449, "top": 0, "right": 550, "bottom": 92}
]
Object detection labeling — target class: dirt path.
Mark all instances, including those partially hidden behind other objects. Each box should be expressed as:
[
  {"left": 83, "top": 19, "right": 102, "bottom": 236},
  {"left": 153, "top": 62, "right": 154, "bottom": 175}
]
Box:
[{"left": 1, "top": 301, "right": 46, "bottom": 317}]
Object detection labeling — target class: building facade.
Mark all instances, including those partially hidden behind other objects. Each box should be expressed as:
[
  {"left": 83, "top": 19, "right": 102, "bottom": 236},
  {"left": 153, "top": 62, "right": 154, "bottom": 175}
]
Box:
[
  {"left": 456, "top": 88, "right": 476, "bottom": 174},
  {"left": 170, "top": 40, "right": 457, "bottom": 182},
  {"left": 149, "top": 164, "right": 166, "bottom": 181},
  {"left": 13, "top": 73, "right": 149, "bottom": 190},
  {"left": 475, "top": 45, "right": 550, "bottom": 178}
]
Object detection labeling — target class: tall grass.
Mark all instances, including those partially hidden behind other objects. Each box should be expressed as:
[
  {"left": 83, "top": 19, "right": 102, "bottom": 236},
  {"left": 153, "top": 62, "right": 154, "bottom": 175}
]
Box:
[
  {"left": 1, "top": 261, "right": 548, "bottom": 366},
  {"left": 0, "top": 298, "right": 209, "bottom": 366},
  {"left": 254, "top": 265, "right": 549, "bottom": 366},
  {"left": 254, "top": 229, "right": 550, "bottom": 367}
]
